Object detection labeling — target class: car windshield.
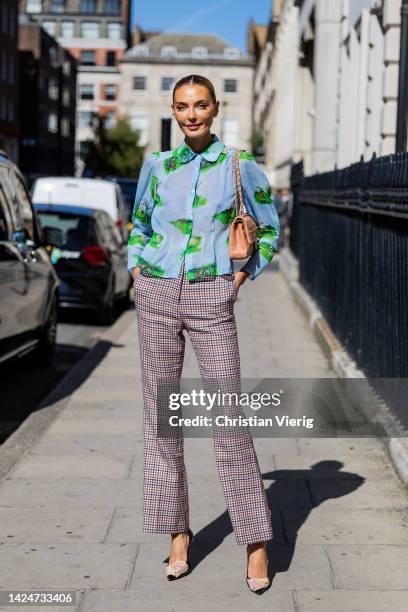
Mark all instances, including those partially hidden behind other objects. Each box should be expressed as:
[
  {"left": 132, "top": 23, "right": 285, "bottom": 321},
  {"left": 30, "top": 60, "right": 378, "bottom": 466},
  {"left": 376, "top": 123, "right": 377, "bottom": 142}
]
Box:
[{"left": 36, "top": 211, "right": 97, "bottom": 246}]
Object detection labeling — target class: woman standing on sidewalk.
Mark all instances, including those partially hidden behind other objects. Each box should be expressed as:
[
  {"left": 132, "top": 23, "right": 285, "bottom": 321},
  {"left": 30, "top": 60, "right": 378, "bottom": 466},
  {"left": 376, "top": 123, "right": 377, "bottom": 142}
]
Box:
[{"left": 127, "top": 74, "right": 280, "bottom": 595}]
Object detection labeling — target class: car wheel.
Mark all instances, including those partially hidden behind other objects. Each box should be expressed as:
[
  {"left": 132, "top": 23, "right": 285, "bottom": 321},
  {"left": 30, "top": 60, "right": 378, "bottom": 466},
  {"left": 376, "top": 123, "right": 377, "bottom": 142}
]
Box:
[{"left": 33, "top": 294, "right": 58, "bottom": 367}]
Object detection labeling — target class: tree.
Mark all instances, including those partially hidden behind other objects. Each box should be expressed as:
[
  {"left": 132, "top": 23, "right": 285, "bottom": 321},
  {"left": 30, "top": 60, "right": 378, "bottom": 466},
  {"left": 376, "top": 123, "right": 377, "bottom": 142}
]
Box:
[{"left": 82, "top": 114, "right": 145, "bottom": 178}]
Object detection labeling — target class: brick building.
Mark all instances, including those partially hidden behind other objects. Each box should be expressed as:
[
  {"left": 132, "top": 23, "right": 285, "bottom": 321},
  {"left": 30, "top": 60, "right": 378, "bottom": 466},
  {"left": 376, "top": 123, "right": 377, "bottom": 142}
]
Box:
[
  {"left": 19, "top": 0, "right": 131, "bottom": 175},
  {"left": 18, "top": 17, "right": 77, "bottom": 177}
]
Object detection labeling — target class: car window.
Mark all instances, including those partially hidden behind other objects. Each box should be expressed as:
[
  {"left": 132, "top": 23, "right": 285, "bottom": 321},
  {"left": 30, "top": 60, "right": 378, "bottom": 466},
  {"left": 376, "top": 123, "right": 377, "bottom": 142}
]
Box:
[
  {"left": 14, "top": 173, "right": 35, "bottom": 240},
  {"left": 100, "top": 212, "right": 121, "bottom": 249},
  {"left": 35, "top": 210, "right": 97, "bottom": 246},
  {"left": 0, "top": 187, "right": 14, "bottom": 241}
]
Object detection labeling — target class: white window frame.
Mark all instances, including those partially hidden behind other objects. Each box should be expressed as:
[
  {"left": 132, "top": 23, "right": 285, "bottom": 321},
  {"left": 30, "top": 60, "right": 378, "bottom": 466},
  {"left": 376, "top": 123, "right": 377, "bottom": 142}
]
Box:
[
  {"left": 79, "top": 83, "right": 94, "bottom": 100},
  {"left": 107, "top": 22, "right": 121, "bottom": 39},
  {"left": 81, "top": 21, "right": 100, "bottom": 39},
  {"left": 26, "top": 0, "right": 42, "bottom": 13},
  {"left": 61, "top": 20, "right": 75, "bottom": 38},
  {"left": 132, "top": 75, "right": 146, "bottom": 91},
  {"left": 161, "top": 46, "right": 177, "bottom": 57},
  {"left": 42, "top": 20, "right": 57, "bottom": 36},
  {"left": 191, "top": 46, "right": 208, "bottom": 59},
  {"left": 48, "top": 112, "right": 58, "bottom": 133}
]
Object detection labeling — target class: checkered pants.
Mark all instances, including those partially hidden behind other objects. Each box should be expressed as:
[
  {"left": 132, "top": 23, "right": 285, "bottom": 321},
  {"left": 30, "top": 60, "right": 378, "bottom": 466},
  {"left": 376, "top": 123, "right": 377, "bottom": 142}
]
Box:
[{"left": 133, "top": 259, "right": 273, "bottom": 545}]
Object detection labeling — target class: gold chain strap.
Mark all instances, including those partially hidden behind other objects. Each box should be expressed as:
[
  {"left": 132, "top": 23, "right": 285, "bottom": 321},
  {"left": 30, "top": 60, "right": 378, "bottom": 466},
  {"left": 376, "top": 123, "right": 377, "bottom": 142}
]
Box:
[{"left": 232, "top": 147, "right": 245, "bottom": 216}]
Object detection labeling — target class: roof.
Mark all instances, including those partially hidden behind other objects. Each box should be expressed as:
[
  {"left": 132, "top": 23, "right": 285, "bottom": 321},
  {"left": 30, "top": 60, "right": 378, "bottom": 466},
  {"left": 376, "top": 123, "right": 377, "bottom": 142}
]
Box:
[
  {"left": 123, "top": 32, "right": 253, "bottom": 66},
  {"left": 139, "top": 32, "right": 235, "bottom": 54},
  {"left": 33, "top": 203, "right": 97, "bottom": 217}
]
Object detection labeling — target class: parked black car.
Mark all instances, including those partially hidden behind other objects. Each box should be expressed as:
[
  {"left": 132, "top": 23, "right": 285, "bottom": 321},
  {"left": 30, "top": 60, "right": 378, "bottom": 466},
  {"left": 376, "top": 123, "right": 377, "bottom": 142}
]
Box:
[
  {"left": 33, "top": 203, "right": 130, "bottom": 324},
  {"left": 0, "top": 151, "right": 59, "bottom": 366}
]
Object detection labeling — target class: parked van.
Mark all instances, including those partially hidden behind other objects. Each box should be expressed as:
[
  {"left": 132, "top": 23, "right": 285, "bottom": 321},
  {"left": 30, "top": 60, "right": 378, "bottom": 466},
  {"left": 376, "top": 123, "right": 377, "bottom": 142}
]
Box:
[{"left": 31, "top": 177, "right": 129, "bottom": 243}]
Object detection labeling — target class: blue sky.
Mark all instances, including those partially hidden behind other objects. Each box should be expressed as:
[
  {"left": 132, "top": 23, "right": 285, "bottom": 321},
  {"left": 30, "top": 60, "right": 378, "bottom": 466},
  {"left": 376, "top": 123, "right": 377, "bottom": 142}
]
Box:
[{"left": 130, "top": 0, "right": 272, "bottom": 52}]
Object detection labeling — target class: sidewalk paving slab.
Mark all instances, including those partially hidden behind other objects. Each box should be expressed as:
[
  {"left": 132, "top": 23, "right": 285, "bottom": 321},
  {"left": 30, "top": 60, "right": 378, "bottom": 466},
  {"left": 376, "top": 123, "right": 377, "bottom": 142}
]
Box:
[{"left": 0, "top": 266, "right": 407, "bottom": 611}]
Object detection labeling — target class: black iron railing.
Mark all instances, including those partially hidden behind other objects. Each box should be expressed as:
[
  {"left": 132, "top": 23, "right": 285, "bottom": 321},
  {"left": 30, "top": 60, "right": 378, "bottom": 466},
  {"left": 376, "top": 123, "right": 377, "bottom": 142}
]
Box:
[{"left": 289, "top": 153, "right": 408, "bottom": 422}]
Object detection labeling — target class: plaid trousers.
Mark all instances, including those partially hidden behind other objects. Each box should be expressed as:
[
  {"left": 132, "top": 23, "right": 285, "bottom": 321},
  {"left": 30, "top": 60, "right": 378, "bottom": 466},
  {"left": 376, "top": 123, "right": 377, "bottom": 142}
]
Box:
[{"left": 133, "top": 259, "right": 273, "bottom": 545}]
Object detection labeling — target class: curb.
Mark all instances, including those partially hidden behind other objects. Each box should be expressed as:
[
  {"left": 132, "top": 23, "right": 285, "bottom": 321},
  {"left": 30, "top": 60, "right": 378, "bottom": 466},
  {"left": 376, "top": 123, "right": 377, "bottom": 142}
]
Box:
[
  {"left": 278, "top": 246, "right": 408, "bottom": 488},
  {"left": 0, "top": 308, "right": 135, "bottom": 484}
]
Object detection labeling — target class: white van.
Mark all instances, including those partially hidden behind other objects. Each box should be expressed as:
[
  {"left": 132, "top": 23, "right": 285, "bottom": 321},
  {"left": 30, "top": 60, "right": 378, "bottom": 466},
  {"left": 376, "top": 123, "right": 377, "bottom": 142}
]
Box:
[{"left": 31, "top": 177, "right": 129, "bottom": 242}]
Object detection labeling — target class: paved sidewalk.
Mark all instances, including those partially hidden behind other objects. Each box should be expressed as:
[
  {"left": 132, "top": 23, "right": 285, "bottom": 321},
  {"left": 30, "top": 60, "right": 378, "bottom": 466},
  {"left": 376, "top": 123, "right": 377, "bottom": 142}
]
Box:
[{"left": 0, "top": 262, "right": 408, "bottom": 611}]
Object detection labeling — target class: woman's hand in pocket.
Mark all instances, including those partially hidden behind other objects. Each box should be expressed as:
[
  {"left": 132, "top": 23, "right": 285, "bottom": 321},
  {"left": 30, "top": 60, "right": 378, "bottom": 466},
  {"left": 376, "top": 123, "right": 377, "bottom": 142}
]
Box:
[
  {"left": 234, "top": 269, "right": 249, "bottom": 294},
  {"left": 132, "top": 266, "right": 141, "bottom": 281}
]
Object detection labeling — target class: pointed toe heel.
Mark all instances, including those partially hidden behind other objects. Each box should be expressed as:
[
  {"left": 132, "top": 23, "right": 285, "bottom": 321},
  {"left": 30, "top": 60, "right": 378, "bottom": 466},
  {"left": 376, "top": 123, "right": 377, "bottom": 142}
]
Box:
[
  {"left": 165, "top": 528, "right": 194, "bottom": 581},
  {"left": 246, "top": 575, "right": 271, "bottom": 595},
  {"left": 246, "top": 544, "right": 270, "bottom": 595}
]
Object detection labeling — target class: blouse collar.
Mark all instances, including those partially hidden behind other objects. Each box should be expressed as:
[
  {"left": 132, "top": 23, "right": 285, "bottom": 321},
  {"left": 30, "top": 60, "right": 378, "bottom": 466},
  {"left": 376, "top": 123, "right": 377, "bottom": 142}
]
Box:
[{"left": 173, "top": 133, "right": 225, "bottom": 164}]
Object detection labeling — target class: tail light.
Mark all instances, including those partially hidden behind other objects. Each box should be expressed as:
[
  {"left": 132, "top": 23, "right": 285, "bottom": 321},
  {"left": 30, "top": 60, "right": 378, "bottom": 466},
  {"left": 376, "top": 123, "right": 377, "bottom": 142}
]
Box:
[
  {"left": 116, "top": 218, "right": 124, "bottom": 228},
  {"left": 83, "top": 245, "right": 108, "bottom": 266}
]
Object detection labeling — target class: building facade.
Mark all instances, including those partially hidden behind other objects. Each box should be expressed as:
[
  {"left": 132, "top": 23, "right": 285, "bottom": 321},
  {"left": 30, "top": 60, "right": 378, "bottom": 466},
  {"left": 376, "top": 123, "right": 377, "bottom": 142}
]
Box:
[
  {"left": 18, "top": 18, "right": 77, "bottom": 178},
  {"left": 0, "top": 1, "right": 19, "bottom": 163},
  {"left": 119, "top": 33, "right": 254, "bottom": 154},
  {"left": 252, "top": 0, "right": 403, "bottom": 188},
  {"left": 19, "top": 0, "right": 131, "bottom": 175}
]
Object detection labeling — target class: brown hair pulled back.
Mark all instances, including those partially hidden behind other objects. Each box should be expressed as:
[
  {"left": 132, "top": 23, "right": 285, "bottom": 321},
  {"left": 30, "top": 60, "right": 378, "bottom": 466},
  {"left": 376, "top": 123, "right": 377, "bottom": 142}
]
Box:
[{"left": 172, "top": 74, "right": 217, "bottom": 104}]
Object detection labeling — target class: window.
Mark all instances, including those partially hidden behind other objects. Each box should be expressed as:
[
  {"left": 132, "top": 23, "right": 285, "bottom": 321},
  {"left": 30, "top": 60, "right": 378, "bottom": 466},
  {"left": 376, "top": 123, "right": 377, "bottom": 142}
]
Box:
[
  {"left": 81, "top": 21, "right": 99, "bottom": 38},
  {"left": 104, "top": 84, "right": 117, "bottom": 100},
  {"left": 1, "top": 96, "right": 7, "bottom": 120},
  {"left": 105, "top": 0, "right": 119, "bottom": 14},
  {"left": 130, "top": 113, "right": 148, "bottom": 146},
  {"left": 50, "top": 0, "right": 65, "bottom": 12},
  {"left": 8, "top": 54, "right": 15, "bottom": 84},
  {"left": 80, "top": 0, "right": 96, "bottom": 12},
  {"left": 161, "top": 46, "right": 177, "bottom": 57},
  {"left": 104, "top": 111, "right": 116, "bottom": 129},
  {"left": 191, "top": 46, "right": 208, "bottom": 58},
  {"left": 49, "top": 46, "right": 58, "bottom": 67},
  {"left": 0, "top": 188, "right": 13, "bottom": 241},
  {"left": 79, "top": 110, "right": 96, "bottom": 128},
  {"left": 224, "top": 78, "right": 237, "bottom": 93},
  {"left": 80, "top": 83, "right": 94, "bottom": 100},
  {"left": 80, "top": 140, "right": 91, "bottom": 159},
  {"left": 222, "top": 117, "right": 238, "bottom": 146},
  {"left": 61, "top": 117, "right": 70, "bottom": 137},
  {"left": 62, "top": 87, "right": 70, "bottom": 106},
  {"left": 132, "top": 75, "right": 146, "bottom": 90},
  {"left": 63, "top": 59, "right": 71, "bottom": 76},
  {"left": 107, "top": 22, "right": 121, "bottom": 39},
  {"left": 48, "top": 78, "right": 59, "bottom": 100},
  {"left": 7, "top": 99, "right": 14, "bottom": 122},
  {"left": 43, "top": 20, "right": 56, "bottom": 36},
  {"left": 1, "top": 3, "right": 8, "bottom": 34},
  {"left": 80, "top": 50, "right": 96, "bottom": 65},
  {"left": 48, "top": 112, "right": 58, "bottom": 133},
  {"left": 61, "top": 20, "right": 75, "bottom": 38},
  {"left": 224, "top": 47, "right": 240, "bottom": 59},
  {"left": 26, "top": 0, "right": 42, "bottom": 13},
  {"left": 15, "top": 174, "right": 34, "bottom": 240},
  {"left": 106, "top": 51, "right": 116, "bottom": 66},
  {"left": 1, "top": 50, "right": 7, "bottom": 81},
  {"left": 161, "top": 76, "right": 174, "bottom": 92},
  {"left": 132, "top": 44, "right": 149, "bottom": 56}
]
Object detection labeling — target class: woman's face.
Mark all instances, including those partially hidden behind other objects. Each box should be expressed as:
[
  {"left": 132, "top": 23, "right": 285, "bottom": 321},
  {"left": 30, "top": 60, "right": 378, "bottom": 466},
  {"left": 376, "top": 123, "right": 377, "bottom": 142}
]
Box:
[{"left": 172, "top": 83, "right": 219, "bottom": 141}]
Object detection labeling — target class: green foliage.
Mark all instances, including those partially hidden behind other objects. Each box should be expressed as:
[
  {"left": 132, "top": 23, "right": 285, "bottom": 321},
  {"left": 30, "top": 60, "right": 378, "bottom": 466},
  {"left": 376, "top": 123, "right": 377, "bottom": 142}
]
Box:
[{"left": 83, "top": 114, "right": 145, "bottom": 178}]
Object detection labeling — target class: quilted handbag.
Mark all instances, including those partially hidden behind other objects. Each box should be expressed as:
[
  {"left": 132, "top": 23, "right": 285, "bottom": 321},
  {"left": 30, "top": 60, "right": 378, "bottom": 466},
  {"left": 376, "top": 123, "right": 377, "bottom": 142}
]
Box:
[{"left": 229, "top": 147, "right": 259, "bottom": 259}]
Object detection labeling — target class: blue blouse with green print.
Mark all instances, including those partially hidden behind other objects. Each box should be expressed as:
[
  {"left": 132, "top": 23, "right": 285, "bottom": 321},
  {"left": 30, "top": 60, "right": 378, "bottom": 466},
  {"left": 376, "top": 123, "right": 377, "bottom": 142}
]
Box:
[{"left": 127, "top": 133, "right": 280, "bottom": 281}]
